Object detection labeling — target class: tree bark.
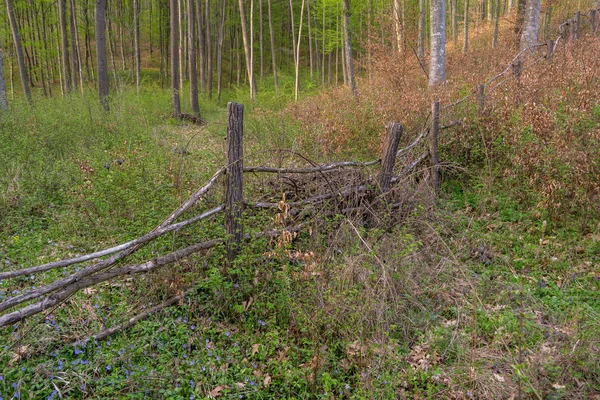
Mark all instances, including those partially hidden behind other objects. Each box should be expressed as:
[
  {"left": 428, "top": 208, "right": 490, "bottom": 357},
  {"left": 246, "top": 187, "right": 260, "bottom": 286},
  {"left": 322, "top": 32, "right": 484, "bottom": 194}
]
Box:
[
  {"left": 238, "top": 0, "right": 256, "bottom": 99},
  {"left": 206, "top": 0, "right": 213, "bottom": 99},
  {"left": 95, "top": 0, "right": 109, "bottom": 110},
  {"left": 171, "top": 0, "right": 182, "bottom": 116},
  {"left": 492, "top": 0, "right": 500, "bottom": 48},
  {"left": 341, "top": 0, "right": 357, "bottom": 97},
  {"left": 217, "top": 0, "right": 227, "bottom": 101},
  {"left": 418, "top": 0, "right": 426, "bottom": 62},
  {"left": 452, "top": 0, "right": 459, "bottom": 47},
  {"left": 430, "top": 0, "right": 447, "bottom": 86},
  {"left": 294, "top": 0, "right": 306, "bottom": 101},
  {"left": 463, "top": 0, "right": 469, "bottom": 54},
  {"left": 6, "top": 0, "right": 32, "bottom": 104},
  {"left": 0, "top": 50, "right": 8, "bottom": 110},
  {"left": 189, "top": 0, "right": 200, "bottom": 114},
  {"left": 70, "top": 0, "right": 84, "bottom": 95},
  {"left": 393, "top": 0, "right": 403, "bottom": 56},
  {"left": 267, "top": 0, "right": 278, "bottom": 92},
  {"left": 58, "top": 0, "right": 72, "bottom": 94},
  {"left": 520, "top": 0, "right": 541, "bottom": 50},
  {"left": 134, "top": 0, "right": 141, "bottom": 93}
]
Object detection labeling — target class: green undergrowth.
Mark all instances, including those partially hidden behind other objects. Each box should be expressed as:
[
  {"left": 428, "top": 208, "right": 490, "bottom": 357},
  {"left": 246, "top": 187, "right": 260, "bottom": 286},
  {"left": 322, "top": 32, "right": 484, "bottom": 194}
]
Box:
[{"left": 1, "top": 76, "right": 600, "bottom": 398}]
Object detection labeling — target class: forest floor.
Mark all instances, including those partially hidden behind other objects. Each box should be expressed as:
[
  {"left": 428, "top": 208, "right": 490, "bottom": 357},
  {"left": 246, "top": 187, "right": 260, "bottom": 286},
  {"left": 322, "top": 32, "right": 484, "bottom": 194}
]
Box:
[{"left": 1, "top": 27, "right": 600, "bottom": 400}]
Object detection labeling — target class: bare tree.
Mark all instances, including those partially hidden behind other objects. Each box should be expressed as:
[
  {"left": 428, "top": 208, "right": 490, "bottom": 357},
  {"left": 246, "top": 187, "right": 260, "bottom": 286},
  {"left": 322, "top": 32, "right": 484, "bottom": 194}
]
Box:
[
  {"left": 267, "top": 0, "right": 278, "bottom": 92},
  {"left": 463, "top": 0, "right": 469, "bottom": 54},
  {"left": 430, "top": 0, "right": 447, "bottom": 86},
  {"left": 171, "top": 0, "right": 181, "bottom": 116},
  {"left": 134, "top": 0, "right": 141, "bottom": 93},
  {"left": 238, "top": 0, "right": 256, "bottom": 99},
  {"left": 95, "top": 0, "right": 109, "bottom": 110},
  {"left": 520, "top": 0, "right": 541, "bottom": 49},
  {"left": 58, "top": 0, "right": 72, "bottom": 94},
  {"left": 0, "top": 50, "right": 8, "bottom": 110},
  {"left": 393, "top": 0, "right": 403, "bottom": 55},
  {"left": 189, "top": 0, "right": 200, "bottom": 115},
  {"left": 341, "top": 0, "right": 357, "bottom": 97},
  {"left": 216, "top": 0, "right": 227, "bottom": 101},
  {"left": 294, "top": 0, "right": 306, "bottom": 101},
  {"left": 6, "top": 0, "right": 32, "bottom": 104},
  {"left": 418, "top": 0, "right": 426, "bottom": 62}
]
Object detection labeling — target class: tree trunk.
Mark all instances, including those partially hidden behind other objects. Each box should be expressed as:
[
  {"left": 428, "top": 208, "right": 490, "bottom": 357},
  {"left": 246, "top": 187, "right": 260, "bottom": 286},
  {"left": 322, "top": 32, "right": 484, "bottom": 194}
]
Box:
[
  {"left": 189, "top": 0, "right": 200, "bottom": 114},
  {"left": 206, "top": 0, "right": 213, "bottom": 99},
  {"left": 520, "top": 0, "right": 540, "bottom": 50},
  {"left": 418, "top": 0, "right": 426, "bottom": 62},
  {"left": 0, "top": 50, "right": 8, "bottom": 110},
  {"left": 58, "top": 0, "right": 72, "bottom": 94},
  {"left": 70, "top": 0, "right": 84, "bottom": 95},
  {"left": 259, "top": 0, "right": 264, "bottom": 78},
  {"left": 429, "top": 0, "right": 447, "bottom": 86},
  {"left": 393, "top": 0, "right": 403, "bottom": 56},
  {"left": 238, "top": 0, "right": 256, "bottom": 99},
  {"left": 197, "top": 0, "right": 205, "bottom": 91},
  {"left": 170, "top": 0, "right": 181, "bottom": 116},
  {"left": 134, "top": 0, "right": 141, "bottom": 92},
  {"left": 341, "top": 0, "right": 357, "bottom": 97},
  {"left": 267, "top": 0, "right": 278, "bottom": 92},
  {"left": 294, "top": 0, "right": 305, "bottom": 101},
  {"left": 492, "top": 0, "right": 500, "bottom": 48},
  {"left": 216, "top": 0, "right": 227, "bottom": 102},
  {"left": 463, "top": 0, "right": 469, "bottom": 54},
  {"left": 6, "top": 0, "right": 32, "bottom": 103},
  {"left": 95, "top": 0, "right": 109, "bottom": 110},
  {"left": 452, "top": 0, "right": 458, "bottom": 47},
  {"left": 307, "top": 0, "right": 313, "bottom": 78},
  {"left": 515, "top": 0, "right": 526, "bottom": 46},
  {"left": 288, "top": 0, "right": 297, "bottom": 67}
]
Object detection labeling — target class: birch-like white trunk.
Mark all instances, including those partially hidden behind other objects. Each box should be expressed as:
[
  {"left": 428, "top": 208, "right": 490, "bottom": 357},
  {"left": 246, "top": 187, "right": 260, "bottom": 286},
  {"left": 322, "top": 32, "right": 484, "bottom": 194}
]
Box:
[
  {"left": 520, "top": 0, "right": 541, "bottom": 50},
  {"left": 430, "top": 0, "right": 447, "bottom": 86}
]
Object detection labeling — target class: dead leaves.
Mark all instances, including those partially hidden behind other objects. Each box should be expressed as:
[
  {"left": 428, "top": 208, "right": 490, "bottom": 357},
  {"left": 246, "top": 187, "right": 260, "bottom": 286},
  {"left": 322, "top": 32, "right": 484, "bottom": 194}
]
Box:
[
  {"left": 209, "top": 385, "right": 227, "bottom": 398},
  {"left": 8, "top": 345, "right": 30, "bottom": 366}
]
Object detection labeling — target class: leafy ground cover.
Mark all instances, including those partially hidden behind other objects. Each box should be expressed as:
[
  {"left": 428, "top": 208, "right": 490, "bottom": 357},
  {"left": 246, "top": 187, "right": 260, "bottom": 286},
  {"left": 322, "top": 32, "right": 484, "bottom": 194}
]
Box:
[{"left": 2, "top": 27, "right": 600, "bottom": 400}]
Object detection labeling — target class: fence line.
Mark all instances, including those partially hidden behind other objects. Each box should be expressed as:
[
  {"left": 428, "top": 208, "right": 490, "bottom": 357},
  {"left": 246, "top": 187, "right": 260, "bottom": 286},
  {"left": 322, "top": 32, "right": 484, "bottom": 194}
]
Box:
[{"left": 0, "top": 8, "right": 595, "bottom": 340}]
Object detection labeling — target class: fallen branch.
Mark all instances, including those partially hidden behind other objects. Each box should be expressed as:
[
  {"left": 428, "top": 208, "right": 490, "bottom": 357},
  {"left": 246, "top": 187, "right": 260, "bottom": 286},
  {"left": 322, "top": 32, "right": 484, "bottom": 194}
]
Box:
[
  {"left": 70, "top": 289, "right": 194, "bottom": 348},
  {"left": 391, "top": 151, "right": 430, "bottom": 183},
  {"left": 0, "top": 206, "right": 224, "bottom": 282},
  {"left": 244, "top": 160, "right": 380, "bottom": 174}
]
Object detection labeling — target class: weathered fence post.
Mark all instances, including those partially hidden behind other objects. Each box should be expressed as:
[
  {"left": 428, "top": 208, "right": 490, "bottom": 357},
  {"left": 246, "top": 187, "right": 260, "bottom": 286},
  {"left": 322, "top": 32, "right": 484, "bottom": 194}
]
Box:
[
  {"left": 225, "top": 102, "right": 244, "bottom": 263},
  {"left": 379, "top": 122, "right": 403, "bottom": 193},
  {"left": 477, "top": 84, "right": 485, "bottom": 114},
  {"left": 562, "top": 21, "right": 570, "bottom": 43},
  {"left": 512, "top": 60, "right": 522, "bottom": 82},
  {"left": 571, "top": 18, "right": 577, "bottom": 41},
  {"left": 547, "top": 40, "right": 554, "bottom": 62},
  {"left": 575, "top": 11, "right": 581, "bottom": 39},
  {"left": 430, "top": 101, "right": 440, "bottom": 192},
  {"left": 591, "top": 10, "right": 597, "bottom": 33}
]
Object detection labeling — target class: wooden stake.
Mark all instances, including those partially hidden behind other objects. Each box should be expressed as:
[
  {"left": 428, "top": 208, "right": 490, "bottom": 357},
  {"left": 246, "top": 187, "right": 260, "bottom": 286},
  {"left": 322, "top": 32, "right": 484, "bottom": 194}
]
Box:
[
  {"left": 226, "top": 102, "right": 244, "bottom": 262},
  {"left": 379, "top": 123, "right": 403, "bottom": 194}
]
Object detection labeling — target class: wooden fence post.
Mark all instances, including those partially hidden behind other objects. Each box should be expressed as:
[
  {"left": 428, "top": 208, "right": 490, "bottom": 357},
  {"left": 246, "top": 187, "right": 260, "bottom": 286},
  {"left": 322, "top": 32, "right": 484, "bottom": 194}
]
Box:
[
  {"left": 379, "top": 122, "right": 403, "bottom": 193},
  {"left": 430, "top": 101, "right": 440, "bottom": 192},
  {"left": 562, "top": 21, "right": 570, "bottom": 43},
  {"left": 571, "top": 18, "right": 577, "bottom": 41},
  {"left": 575, "top": 11, "right": 581, "bottom": 39},
  {"left": 512, "top": 60, "right": 522, "bottom": 82},
  {"left": 225, "top": 102, "right": 244, "bottom": 263},
  {"left": 591, "top": 10, "right": 597, "bottom": 33},
  {"left": 547, "top": 40, "right": 554, "bottom": 62},
  {"left": 477, "top": 84, "right": 485, "bottom": 114}
]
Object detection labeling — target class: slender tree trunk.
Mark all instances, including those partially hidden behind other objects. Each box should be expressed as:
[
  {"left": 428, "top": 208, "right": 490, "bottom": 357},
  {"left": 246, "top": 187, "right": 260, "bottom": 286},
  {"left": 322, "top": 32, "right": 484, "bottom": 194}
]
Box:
[
  {"left": 322, "top": 0, "right": 325, "bottom": 86},
  {"left": 267, "top": 0, "right": 278, "bottom": 92},
  {"left": 134, "top": 0, "right": 141, "bottom": 92},
  {"left": 206, "top": 0, "right": 213, "bottom": 98},
  {"left": 393, "top": 0, "right": 403, "bottom": 55},
  {"left": 418, "top": 0, "right": 426, "bottom": 62},
  {"left": 197, "top": 0, "right": 205, "bottom": 91},
  {"left": 189, "top": 0, "right": 200, "bottom": 114},
  {"left": 68, "top": 0, "right": 79, "bottom": 91},
  {"left": 294, "top": 0, "right": 305, "bottom": 101},
  {"left": 0, "top": 50, "right": 8, "bottom": 110},
  {"left": 238, "top": 0, "right": 256, "bottom": 99},
  {"left": 288, "top": 0, "right": 297, "bottom": 67},
  {"left": 178, "top": 0, "right": 184, "bottom": 93},
  {"left": 452, "top": 0, "right": 459, "bottom": 47},
  {"left": 520, "top": 0, "right": 540, "bottom": 49},
  {"left": 216, "top": 0, "right": 226, "bottom": 101},
  {"left": 95, "top": 0, "right": 109, "bottom": 110},
  {"left": 463, "top": 0, "right": 469, "bottom": 53},
  {"left": 70, "top": 0, "right": 84, "bottom": 94},
  {"left": 307, "top": 0, "right": 313, "bottom": 78},
  {"left": 430, "top": 0, "right": 447, "bottom": 86},
  {"left": 259, "top": 0, "right": 264, "bottom": 78},
  {"left": 341, "top": 0, "right": 357, "bottom": 97},
  {"left": 6, "top": 0, "right": 32, "bottom": 103},
  {"left": 515, "top": 0, "right": 526, "bottom": 46},
  {"left": 492, "top": 0, "right": 500, "bottom": 48},
  {"left": 171, "top": 0, "right": 181, "bottom": 116},
  {"left": 58, "top": 0, "right": 72, "bottom": 94}
]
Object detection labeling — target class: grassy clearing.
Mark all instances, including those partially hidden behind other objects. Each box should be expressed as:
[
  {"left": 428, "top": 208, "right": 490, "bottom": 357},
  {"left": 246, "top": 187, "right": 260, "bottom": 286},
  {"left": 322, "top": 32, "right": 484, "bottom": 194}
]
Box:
[{"left": 2, "top": 27, "right": 600, "bottom": 400}]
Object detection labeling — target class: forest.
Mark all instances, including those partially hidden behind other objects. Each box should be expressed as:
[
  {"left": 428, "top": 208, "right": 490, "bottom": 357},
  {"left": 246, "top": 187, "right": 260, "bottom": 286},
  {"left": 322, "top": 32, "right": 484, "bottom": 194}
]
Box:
[{"left": 1, "top": 0, "right": 600, "bottom": 398}]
